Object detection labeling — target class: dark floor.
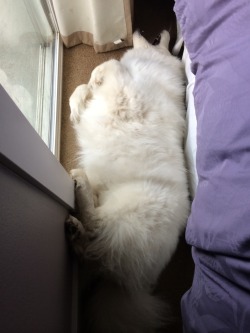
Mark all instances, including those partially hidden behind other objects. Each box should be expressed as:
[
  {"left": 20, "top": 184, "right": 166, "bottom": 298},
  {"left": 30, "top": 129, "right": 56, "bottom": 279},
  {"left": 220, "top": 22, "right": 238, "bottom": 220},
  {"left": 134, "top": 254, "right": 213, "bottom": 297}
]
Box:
[{"left": 133, "top": 0, "right": 177, "bottom": 49}]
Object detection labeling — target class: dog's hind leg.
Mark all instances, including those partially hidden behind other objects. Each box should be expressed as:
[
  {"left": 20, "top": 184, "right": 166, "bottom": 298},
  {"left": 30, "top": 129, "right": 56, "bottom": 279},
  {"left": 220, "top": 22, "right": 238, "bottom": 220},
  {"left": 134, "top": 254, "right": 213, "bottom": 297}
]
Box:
[
  {"left": 65, "top": 169, "right": 97, "bottom": 260},
  {"left": 70, "top": 168, "right": 96, "bottom": 227}
]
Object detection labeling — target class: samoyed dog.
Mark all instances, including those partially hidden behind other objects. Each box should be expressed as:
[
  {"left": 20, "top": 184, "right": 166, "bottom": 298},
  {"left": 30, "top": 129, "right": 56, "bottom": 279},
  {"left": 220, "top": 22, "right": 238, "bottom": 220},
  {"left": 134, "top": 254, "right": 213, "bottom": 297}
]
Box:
[{"left": 67, "top": 30, "right": 189, "bottom": 333}]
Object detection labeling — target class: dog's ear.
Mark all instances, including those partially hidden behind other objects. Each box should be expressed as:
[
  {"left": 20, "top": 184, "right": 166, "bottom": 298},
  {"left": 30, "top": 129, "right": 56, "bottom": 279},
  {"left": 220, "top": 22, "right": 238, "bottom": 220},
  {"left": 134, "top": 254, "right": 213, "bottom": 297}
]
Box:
[
  {"left": 69, "top": 85, "right": 90, "bottom": 124},
  {"left": 157, "top": 30, "right": 170, "bottom": 50},
  {"left": 133, "top": 31, "right": 150, "bottom": 49}
]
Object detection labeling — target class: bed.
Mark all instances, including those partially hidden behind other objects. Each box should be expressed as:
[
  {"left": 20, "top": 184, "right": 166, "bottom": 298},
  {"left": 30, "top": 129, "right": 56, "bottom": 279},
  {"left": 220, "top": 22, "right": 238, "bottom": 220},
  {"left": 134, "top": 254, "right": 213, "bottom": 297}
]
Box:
[{"left": 176, "top": 0, "right": 250, "bottom": 331}]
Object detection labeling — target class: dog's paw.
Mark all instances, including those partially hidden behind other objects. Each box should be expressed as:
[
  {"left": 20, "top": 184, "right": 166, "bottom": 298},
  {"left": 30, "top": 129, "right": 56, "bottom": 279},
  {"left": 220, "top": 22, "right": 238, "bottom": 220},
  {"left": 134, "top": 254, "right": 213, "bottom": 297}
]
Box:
[
  {"left": 65, "top": 215, "right": 85, "bottom": 241},
  {"left": 90, "top": 66, "right": 104, "bottom": 88},
  {"left": 70, "top": 168, "right": 88, "bottom": 188},
  {"left": 65, "top": 215, "right": 87, "bottom": 260},
  {"left": 69, "top": 84, "right": 89, "bottom": 124},
  {"left": 70, "top": 168, "right": 96, "bottom": 215}
]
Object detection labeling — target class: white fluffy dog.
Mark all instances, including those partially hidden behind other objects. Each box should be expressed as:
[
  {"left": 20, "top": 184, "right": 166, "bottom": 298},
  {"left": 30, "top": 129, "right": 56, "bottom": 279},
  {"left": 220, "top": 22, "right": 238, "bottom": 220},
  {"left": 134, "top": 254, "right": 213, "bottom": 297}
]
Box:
[{"left": 67, "top": 31, "right": 189, "bottom": 333}]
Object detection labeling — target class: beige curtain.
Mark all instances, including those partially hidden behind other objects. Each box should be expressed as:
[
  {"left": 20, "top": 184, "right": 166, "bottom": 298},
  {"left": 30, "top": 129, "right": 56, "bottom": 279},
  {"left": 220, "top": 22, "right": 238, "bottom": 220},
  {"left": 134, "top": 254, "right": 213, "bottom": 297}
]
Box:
[{"left": 51, "top": 0, "right": 133, "bottom": 53}]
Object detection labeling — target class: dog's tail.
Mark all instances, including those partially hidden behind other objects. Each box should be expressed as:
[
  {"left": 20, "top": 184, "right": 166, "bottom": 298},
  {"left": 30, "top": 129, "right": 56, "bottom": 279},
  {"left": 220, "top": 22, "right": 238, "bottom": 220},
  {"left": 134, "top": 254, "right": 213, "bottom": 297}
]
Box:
[{"left": 81, "top": 278, "right": 168, "bottom": 333}]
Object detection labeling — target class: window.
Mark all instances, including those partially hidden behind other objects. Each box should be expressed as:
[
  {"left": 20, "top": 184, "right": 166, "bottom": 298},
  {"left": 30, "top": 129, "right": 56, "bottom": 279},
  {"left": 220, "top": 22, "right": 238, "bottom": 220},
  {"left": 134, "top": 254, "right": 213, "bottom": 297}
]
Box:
[{"left": 0, "top": 0, "right": 62, "bottom": 157}]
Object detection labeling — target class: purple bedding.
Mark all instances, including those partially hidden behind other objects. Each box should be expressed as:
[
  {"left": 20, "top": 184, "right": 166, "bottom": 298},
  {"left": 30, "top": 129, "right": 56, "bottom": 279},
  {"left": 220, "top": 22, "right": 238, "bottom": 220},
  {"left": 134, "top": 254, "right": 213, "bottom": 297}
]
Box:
[{"left": 174, "top": 0, "right": 250, "bottom": 332}]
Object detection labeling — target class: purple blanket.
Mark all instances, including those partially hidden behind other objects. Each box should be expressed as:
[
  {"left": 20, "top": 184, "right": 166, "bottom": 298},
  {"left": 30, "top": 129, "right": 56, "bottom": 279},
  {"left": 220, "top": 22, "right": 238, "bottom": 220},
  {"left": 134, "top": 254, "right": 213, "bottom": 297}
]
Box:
[{"left": 174, "top": 1, "right": 250, "bottom": 332}]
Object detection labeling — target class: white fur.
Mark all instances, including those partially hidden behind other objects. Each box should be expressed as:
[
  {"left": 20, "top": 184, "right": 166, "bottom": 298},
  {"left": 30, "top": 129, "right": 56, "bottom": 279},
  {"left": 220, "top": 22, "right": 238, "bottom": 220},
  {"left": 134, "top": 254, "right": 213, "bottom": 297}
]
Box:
[{"left": 69, "top": 30, "right": 189, "bottom": 332}]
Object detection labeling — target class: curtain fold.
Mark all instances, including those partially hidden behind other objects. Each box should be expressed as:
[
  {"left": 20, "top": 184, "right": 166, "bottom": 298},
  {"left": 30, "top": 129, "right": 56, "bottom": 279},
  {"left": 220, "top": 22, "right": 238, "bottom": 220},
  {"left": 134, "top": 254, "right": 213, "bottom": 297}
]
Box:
[{"left": 51, "top": 0, "right": 133, "bottom": 53}]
